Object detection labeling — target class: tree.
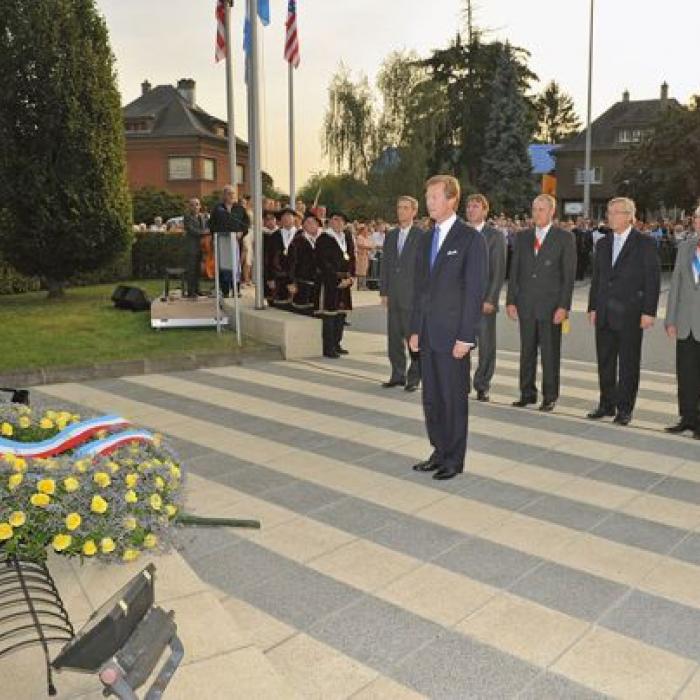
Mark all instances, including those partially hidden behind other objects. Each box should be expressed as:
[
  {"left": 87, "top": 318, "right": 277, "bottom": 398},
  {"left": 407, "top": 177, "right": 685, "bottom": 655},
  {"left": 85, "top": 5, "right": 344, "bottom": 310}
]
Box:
[
  {"left": 615, "top": 102, "right": 700, "bottom": 212},
  {"left": 298, "top": 172, "right": 372, "bottom": 220},
  {"left": 0, "top": 0, "right": 132, "bottom": 298},
  {"left": 535, "top": 80, "right": 581, "bottom": 144},
  {"left": 132, "top": 188, "right": 187, "bottom": 225},
  {"left": 479, "top": 44, "right": 536, "bottom": 215},
  {"left": 323, "top": 65, "right": 377, "bottom": 180}
]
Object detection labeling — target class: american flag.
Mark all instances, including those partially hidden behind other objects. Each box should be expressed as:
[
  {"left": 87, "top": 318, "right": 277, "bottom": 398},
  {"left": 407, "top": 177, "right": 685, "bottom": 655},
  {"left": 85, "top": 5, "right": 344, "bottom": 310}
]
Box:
[
  {"left": 284, "top": 0, "right": 300, "bottom": 68},
  {"left": 215, "top": 0, "right": 226, "bottom": 62}
]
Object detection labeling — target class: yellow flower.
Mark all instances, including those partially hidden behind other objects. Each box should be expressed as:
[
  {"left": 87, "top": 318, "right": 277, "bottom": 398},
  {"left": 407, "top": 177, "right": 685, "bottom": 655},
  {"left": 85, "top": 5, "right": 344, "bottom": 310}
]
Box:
[
  {"left": 154, "top": 476, "right": 165, "bottom": 491},
  {"left": 100, "top": 537, "right": 116, "bottom": 554},
  {"left": 129, "top": 443, "right": 140, "bottom": 454},
  {"left": 52, "top": 533, "right": 72, "bottom": 552},
  {"left": 90, "top": 495, "right": 108, "bottom": 514},
  {"left": 143, "top": 533, "right": 157, "bottom": 549},
  {"left": 56, "top": 419, "right": 68, "bottom": 431},
  {"left": 63, "top": 476, "right": 80, "bottom": 493},
  {"left": 18, "top": 416, "right": 31, "bottom": 429},
  {"left": 149, "top": 493, "right": 162, "bottom": 511},
  {"left": 39, "top": 417, "right": 54, "bottom": 430},
  {"left": 1, "top": 422, "right": 13, "bottom": 437},
  {"left": 65, "top": 512, "right": 81, "bottom": 531},
  {"left": 30, "top": 493, "right": 51, "bottom": 507},
  {"left": 0, "top": 523, "right": 13, "bottom": 540},
  {"left": 71, "top": 414, "right": 81, "bottom": 422},
  {"left": 8, "top": 511, "right": 26, "bottom": 528},
  {"left": 169, "top": 465, "right": 181, "bottom": 480},
  {"left": 125, "top": 473, "right": 139, "bottom": 488},
  {"left": 37, "top": 478, "right": 56, "bottom": 495},
  {"left": 58, "top": 411, "right": 72, "bottom": 423},
  {"left": 107, "top": 461, "right": 120, "bottom": 474},
  {"left": 124, "top": 516, "right": 138, "bottom": 530},
  {"left": 122, "top": 548, "right": 140, "bottom": 562},
  {"left": 12, "top": 457, "right": 27, "bottom": 473},
  {"left": 93, "top": 472, "right": 111, "bottom": 488},
  {"left": 82, "top": 539, "right": 97, "bottom": 556},
  {"left": 125, "top": 489, "right": 138, "bottom": 504},
  {"left": 8, "top": 473, "right": 23, "bottom": 490},
  {"left": 73, "top": 459, "right": 88, "bottom": 473},
  {"left": 165, "top": 504, "right": 178, "bottom": 518},
  {"left": 45, "top": 410, "right": 57, "bottom": 420}
]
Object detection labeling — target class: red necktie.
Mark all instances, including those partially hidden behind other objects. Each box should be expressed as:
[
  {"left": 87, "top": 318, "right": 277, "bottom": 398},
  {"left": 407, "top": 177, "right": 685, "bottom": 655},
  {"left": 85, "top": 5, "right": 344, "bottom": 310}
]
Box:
[{"left": 534, "top": 234, "right": 542, "bottom": 254}]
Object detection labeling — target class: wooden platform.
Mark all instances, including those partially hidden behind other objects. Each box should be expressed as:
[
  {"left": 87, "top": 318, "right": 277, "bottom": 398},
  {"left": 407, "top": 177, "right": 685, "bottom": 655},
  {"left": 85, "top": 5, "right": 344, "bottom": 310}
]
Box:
[{"left": 150, "top": 295, "right": 229, "bottom": 330}]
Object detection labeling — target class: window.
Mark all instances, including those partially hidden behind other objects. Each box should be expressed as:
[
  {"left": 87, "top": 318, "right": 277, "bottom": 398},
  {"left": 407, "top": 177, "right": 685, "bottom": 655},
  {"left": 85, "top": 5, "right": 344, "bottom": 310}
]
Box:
[
  {"left": 203, "top": 158, "right": 216, "bottom": 181},
  {"left": 618, "top": 128, "right": 643, "bottom": 144},
  {"left": 575, "top": 167, "right": 603, "bottom": 185},
  {"left": 125, "top": 120, "right": 151, "bottom": 133},
  {"left": 236, "top": 164, "right": 244, "bottom": 184},
  {"left": 168, "top": 157, "right": 193, "bottom": 180}
]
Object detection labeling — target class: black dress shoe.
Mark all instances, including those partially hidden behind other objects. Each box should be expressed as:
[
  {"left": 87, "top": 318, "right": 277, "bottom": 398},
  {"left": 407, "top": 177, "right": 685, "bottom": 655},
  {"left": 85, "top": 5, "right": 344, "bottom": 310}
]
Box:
[
  {"left": 587, "top": 406, "right": 615, "bottom": 420},
  {"left": 382, "top": 379, "right": 406, "bottom": 388},
  {"left": 335, "top": 346, "right": 349, "bottom": 355},
  {"left": 614, "top": 411, "right": 632, "bottom": 426},
  {"left": 404, "top": 382, "right": 420, "bottom": 392},
  {"left": 323, "top": 350, "right": 340, "bottom": 359},
  {"left": 433, "top": 467, "right": 461, "bottom": 480},
  {"left": 693, "top": 428, "right": 700, "bottom": 440},
  {"left": 476, "top": 390, "right": 489, "bottom": 402},
  {"left": 539, "top": 400, "right": 556, "bottom": 412},
  {"left": 412, "top": 459, "right": 440, "bottom": 472},
  {"left": 512, "top": 398, "right": 537, "bottom": 408},
  {"left": 665, "top": 420, "right": 695, "bottom": 434}
]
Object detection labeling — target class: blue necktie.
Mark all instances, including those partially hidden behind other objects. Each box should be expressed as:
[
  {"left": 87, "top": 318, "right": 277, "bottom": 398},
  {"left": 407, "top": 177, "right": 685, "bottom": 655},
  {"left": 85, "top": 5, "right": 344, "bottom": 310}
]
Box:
[
  {"left": 430, "top": 225, "right": 440, "bottom": 269},
  {"left": 692, "top": 248, "right": 700, "bottom": 282},
  {"left": 397, "top": 230, "right": 406, "bottom": 256}
]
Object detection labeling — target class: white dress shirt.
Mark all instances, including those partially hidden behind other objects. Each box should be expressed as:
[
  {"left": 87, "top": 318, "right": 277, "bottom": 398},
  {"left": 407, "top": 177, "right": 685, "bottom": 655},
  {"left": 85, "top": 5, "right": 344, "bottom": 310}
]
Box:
[
  {"left": 534, "top": 223, "right": 552, "bottom": 251},
  {"left": 435, "top": 213, "right": 457, "bottom": 252},
  {"left": 472, "top": 221, "right": 486, "bottom": 233},
  {"left": 612, "top": 226, "right": 632, "bottom": 265}
]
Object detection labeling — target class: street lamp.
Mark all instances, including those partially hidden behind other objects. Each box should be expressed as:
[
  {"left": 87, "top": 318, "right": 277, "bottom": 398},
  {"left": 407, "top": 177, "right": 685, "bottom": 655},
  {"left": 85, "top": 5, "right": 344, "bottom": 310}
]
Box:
[{"left": 583, "top": 0, "right": 594, "bottom": 219}]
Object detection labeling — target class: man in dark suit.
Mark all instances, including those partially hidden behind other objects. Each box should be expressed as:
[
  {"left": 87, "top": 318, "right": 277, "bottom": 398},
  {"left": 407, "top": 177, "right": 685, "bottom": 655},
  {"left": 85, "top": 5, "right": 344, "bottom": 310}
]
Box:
[
  {"left": 409, "top": 175, "right": 488, "bottom": 481},
  {"left": 183, "top": 197, "right": 206, "bottom": 298},
  {"left": 380, "top": 196, "right": 424, "bottom": 391},
  {"left": 506, "top": 194, "right": 576, "bottom": 412},
  {"left": 466, "top": 194, "right": 507, "bottom": 402},
  {"left": 587, "top": 197, "right": 661, "bottom": 425}
]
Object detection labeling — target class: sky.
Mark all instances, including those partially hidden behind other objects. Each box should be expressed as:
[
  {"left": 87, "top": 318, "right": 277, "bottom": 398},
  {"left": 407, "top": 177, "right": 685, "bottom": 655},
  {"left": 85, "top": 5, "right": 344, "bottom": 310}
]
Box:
[{"left": 97, "top": 0, "right": 699, "bottom": 194}]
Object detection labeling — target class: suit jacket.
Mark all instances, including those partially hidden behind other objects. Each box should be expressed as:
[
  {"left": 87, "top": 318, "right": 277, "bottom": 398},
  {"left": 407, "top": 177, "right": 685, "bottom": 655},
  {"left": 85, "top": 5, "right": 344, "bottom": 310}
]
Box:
[
  {"left": 379, "top": 224, "right": 423, "bottom": 309},
  {"left": 506, "top": 226, "right": 576, "bottom": 320},
  {"left": 588, "top": 229, "right": 661, "bottom": 330},
  {"left": 183, "top": 212, "right": 206, "bottom": 240},
  {"left": 410, "top": 217, "right": 488, "bottom": 353},
  {"left": 481, "top": 224, "right": 507, "bottom": 310},
  {"left": 665, "top": 234, "right": 700, "bottom": 340}
]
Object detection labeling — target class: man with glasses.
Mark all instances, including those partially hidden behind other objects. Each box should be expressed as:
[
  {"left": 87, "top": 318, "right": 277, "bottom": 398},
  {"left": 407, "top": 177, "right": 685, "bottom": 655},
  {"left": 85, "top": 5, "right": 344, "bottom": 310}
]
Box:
[{"left": 587, "top": 197, "right": 661, "bottom": 425}]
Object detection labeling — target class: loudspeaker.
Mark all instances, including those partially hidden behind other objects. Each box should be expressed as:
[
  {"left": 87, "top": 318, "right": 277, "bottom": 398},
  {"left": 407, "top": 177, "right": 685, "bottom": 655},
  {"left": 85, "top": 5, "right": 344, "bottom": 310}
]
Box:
[
  {"left": 112, "top": 286, "right": 150, "bottom": 312},
  {"left": 0, "top": 388, "right": 30, "bottom": 405}
]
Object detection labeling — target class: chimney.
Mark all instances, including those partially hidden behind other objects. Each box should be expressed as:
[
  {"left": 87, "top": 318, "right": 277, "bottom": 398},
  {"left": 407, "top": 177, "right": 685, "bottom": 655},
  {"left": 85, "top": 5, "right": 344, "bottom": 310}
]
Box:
[
  {"left": 141, "top": 79, "right": 151, "bottom": 95},
  {"left": 177, "top": 78, "right": 196, "bottom": 107},
  {"left": 660, "top": 81, "right": 669, "bottom": 103},
  {"left": 622, "top": 89, "right": 629, "bottom": 103}
]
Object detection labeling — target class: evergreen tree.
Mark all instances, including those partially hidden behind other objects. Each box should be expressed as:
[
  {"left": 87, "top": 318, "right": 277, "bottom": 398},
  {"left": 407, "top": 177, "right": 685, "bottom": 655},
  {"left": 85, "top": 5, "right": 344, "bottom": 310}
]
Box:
[
  {"left": 0, "top": 0, "right": 131, "bottom": 297},
  {"left": 535, "top": 80, "right": 582, "bottom": 143},
  {"left": 479, "top": 44, "right": 536, "bottom": 215}
]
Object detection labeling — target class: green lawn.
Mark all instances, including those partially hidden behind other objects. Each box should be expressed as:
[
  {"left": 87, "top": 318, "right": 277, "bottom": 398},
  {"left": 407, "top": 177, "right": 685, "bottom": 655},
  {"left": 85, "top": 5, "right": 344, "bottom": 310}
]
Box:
[{"left": 0, "top": 281, "right": 250, "bottom": 371}]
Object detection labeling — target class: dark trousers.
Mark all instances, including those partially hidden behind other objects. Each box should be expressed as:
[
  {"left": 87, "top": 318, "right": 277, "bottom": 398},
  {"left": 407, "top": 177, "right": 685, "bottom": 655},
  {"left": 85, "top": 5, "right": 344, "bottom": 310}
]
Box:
[
  {"left": 421, "top": 347, "right": 470, "bottom": 472},
  {"left": 474, "top": 312, "right": 497, "bottom": 393},
  {"left": 387, "top": 304, "right": 420, "bottom": 384},
  {"left": 322, "top": 314, "right": 345, "bottom": 354},
  {"left": 677, "top": 333, "right": 700, "bottom": 425},
  {"left": 518, "top": 318, "right": 562, "bottom": 402},
  {"left": 184, "top": 238, "right": 201, "bottom": 296},
  {"left": 595, "top": 324, "right": 643, "bottom": 414}
]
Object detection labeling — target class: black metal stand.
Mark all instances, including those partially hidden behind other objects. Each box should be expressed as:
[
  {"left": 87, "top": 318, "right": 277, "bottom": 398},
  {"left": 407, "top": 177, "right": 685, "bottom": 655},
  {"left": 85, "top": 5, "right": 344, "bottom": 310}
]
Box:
[{"left": 0, "top": 553, "right": 75, "bottom": 696}]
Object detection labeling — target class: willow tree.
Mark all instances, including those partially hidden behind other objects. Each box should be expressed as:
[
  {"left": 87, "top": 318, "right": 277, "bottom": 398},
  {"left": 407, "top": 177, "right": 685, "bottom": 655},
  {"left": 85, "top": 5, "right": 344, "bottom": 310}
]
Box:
[
  {"left": 323, "top": 65, "right": 377, "bottom": 180},
  {"left": 0, "top": 0, "right": 132, "bottom": 298}
]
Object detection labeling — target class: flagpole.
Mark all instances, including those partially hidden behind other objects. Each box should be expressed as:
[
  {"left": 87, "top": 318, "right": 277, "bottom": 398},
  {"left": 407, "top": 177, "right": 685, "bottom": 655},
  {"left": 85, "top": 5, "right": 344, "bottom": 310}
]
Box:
[
  {"left": 224, "top": 0, "right": 237, "bottom": 192},
  {"left": 247, "top": 0, "right": 264, "bottom": 310},
  {"left": 288, "top": 62, "right": 296, "bottom": 209}
]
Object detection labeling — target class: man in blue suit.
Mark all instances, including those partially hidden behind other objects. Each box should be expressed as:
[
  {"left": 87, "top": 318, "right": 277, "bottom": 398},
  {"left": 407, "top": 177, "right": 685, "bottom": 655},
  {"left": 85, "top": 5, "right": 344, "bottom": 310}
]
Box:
[{"left": 409, "top": 175, "right": 488, "bottom": 480}]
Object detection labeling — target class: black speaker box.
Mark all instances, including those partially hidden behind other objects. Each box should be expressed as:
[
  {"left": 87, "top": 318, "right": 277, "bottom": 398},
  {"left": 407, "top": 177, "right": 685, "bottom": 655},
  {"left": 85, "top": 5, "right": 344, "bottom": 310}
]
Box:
[{"left": 112, "top": 285, "right": 150, "bottom": 312}]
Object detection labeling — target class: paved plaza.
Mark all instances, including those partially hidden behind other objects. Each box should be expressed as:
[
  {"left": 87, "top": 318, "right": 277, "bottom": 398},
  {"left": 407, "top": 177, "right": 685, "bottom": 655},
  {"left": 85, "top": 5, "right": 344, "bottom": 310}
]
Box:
[{"left": 35, "top": 318, "right": 700, "bottom": 699}]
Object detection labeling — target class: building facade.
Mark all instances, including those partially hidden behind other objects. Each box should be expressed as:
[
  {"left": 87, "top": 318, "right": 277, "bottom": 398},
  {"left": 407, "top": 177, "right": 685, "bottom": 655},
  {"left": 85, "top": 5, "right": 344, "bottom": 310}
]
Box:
[
  {"left": 122, "top": 78, "right": 249, "bottom": 199},
  {"left": 555, "top": 83, "right": 679, "bottom": 220}
]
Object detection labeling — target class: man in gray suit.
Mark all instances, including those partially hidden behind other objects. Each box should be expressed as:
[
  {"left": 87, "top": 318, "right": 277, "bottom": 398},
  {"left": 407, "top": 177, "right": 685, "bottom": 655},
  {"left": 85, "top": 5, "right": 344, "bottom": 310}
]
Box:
[
  {"left": 506, "top": 194, "right": 576, "bottom": 412},
  {"left": 466, "top": 194, "right": 507, "bottom": 401},
  {"left": 380, "top": 196, "right": 424, "bottom": 391},
  {"left": 665, "top": 206, "right": 700, "bottom": 439}
]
